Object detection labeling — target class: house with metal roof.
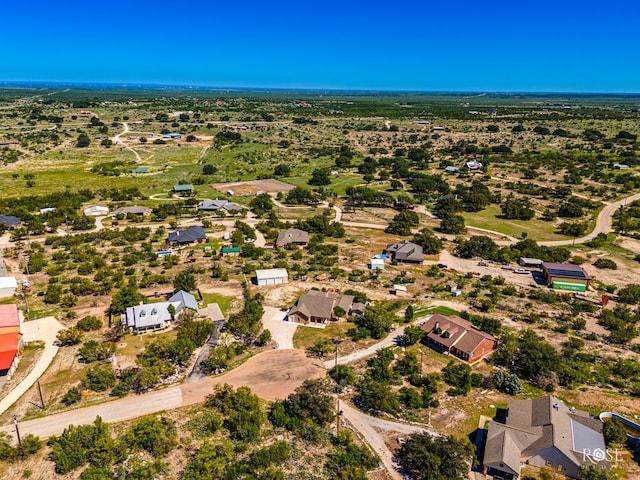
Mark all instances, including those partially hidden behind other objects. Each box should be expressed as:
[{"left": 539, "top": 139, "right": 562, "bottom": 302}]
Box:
[
  {"left": 84, "top": 205, "right": 109, "bottom": 216},
  {"left": 255, "top": 268, "right": 288, "bottom": 286},
  {"left": 420, "top": 313, "right": 496, "bottom": 363},
  {"left": 0, "top": 304, "right": 20, "bottom": 335},
  {"left": 384, "top": 240, "right": 424, "bottom": 263},
  {"left": 0, "top": 215, "right": 21, "bottom": 229},
  {"left": 173, "top": 184, "right": 194, "bottom": 194},
  {"left": 541, "top": 262, "right": 590, "bottom": 292},
  {"left": 0, "top": 277, "right": 17, "bottom": 299},
  {"left": 483, "top": 396, "right": 609, "bottom": 479},
  {"left": 109, "top": 206, "right": 152, "bottom": 217},
  {"left": 288, "top": 290, "right": 355, "bottom": 327},
  {"left": 275, "top": 228, "right": 309, "bottom": 248},
  {"left": 121, "top": 290, "right": 198, "bottom": 331},
  {"left": 197, "top": 199, "right": 243, "bottom": 214},
  {"left": 167, "top": 226, "right": 207, "bottom": 246}
]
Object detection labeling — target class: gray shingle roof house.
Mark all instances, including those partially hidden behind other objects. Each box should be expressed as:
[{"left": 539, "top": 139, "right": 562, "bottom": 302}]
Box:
[
  {"left": 121, "top": 290, "right": 198, "bottom": 331},
  {"left": 167, "top": 226, "right": 207, "bottom": 245},
  {"left": 197, "top": 199, "right": 243, "bottom": 213},
  {"left": 0, "top": 215, "right": 22, "bottom": 229},
  {"left": 384, "top": 240, "right": 424, "bottom": 263},
  {"left": 483, "top": 396, "right": 609, "bottom": 479},
  {"left": 288, "top": 290, "right": 356, "bottom": 327},
  {"left": 275, "top": 228, "right": 309, "bottom": 248}
]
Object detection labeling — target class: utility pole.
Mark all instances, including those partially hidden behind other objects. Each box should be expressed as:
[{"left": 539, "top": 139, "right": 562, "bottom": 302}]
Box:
[
  {"left": 37, "top": 381, "right": 45, "bottom": 409},
  {"left": 333, "top": 337, "right": 342, "bottom": 437},
  {"left": 419, "top": 349, "right": 423, "bottom": 375},
  {"left": 13, "top": 415, "right": 21, "bottom": 445},
  {"left": 22, "top": 254, "right": 30, "bottom": 320}
]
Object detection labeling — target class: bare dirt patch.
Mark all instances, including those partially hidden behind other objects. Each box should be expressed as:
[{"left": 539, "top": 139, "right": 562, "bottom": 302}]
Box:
[
  {"left": 211, "top": 178, "right": 295, "bottom": 195},
  {"left": 181, "top": 349, "right": 325, "bottom": 402}
]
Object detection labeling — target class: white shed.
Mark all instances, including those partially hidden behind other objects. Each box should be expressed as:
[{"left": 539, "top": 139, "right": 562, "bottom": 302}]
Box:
[
  {"left": 255, "top": 268, "right": 289, "bottom": 286},
  {"left": 393, "top": 285, "right": 408, "bottom": 295},
  {"left": 0, "top": 277, "right": 17, "bottom": 299},
  {"left": 369, "top": 258, "right": 385, "bottom": 270}
]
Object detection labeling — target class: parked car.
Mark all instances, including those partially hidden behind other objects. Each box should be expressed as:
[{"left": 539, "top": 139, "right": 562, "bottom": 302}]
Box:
[
  {"left": 478, "top": 261, "right": 488, "bottom": 266},
  {"left": 514, "top": 268, "right": 530, "bottom": 274},
  {"left": 437, "top": 263, "right": 448, "bottom": 269}
]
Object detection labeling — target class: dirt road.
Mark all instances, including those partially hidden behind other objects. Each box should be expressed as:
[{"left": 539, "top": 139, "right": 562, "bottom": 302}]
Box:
[
  {"left": 340, "top": 401, "right": 433, "bottom": 480},
  {"left": 0, "top": 350, "right": 323, "bottom": 440},
  {"left": 113, "top": 122, "right": 142, "bottom": 162}
]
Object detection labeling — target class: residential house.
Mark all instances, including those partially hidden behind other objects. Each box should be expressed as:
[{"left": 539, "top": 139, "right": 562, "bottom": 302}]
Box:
[
  {"left": 466, "top": 160, "right": 483, "bottom": 171},
  {"left": 483, "top": 396, "right": 609, "bottom": 479},
  {"left": 83, "top": 206, "right": 109, "bottom": 216},
  {"left": 276, "top": 228, "right": 309, "bottom": 248},
  {"left": 109, "top": 206, "right": 152, "bottom": 217},
  {"left": 541, "top": 262, "right": 590, "bottom": 292},
  {"left": 444, "top": 166, "right": 459, "bottom": 173},
  {"left": 255, "top": 268, "right": 288, "bottom": 286},
  {"left": 518, "top": 257, "right": 543, "bottom": 268},
  {"left": 384, "top": 240, "right": 424, "bottom": 263},
  {"left": 0, "top": 215, "right": 21, "bottom": 229},
  {"left": 0, "top": 277, "right": 17, "bottom": 299},
  {"left": 288, "top": 290, "right": 355, "bottom": 327},
  {"left": 173, "top": 184, "right": 194, "bottom": 194},
  {"left": 197, "top": 199, "right": 243, "bottom": 214},
  {"left": 420, "top": 313, "right": 497, "bottom": 363},
  {"left": 167, "top": 226, "right": 207, "bottom": 246},
  {"left": 121, "top": 290, "right": 198, "bottom": 331}
]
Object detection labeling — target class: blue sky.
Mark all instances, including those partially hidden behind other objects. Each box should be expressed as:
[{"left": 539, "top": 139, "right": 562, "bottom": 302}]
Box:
[{"left": 2, "top": 0, "right": 639, "bottom": 92}]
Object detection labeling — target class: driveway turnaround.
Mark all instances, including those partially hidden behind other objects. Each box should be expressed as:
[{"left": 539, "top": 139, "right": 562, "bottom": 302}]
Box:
[{"left": 0, "top": 317, "right": 65, "bottom": 416}]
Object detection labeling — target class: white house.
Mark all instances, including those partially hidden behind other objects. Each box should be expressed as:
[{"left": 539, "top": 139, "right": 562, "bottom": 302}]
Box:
[
  {"left": 466, "top": 160, "right": 483, "bottom": 171},
  {"left": 0, "top": 277, "right": 17, "bottom": 299},
  {"left": 84, "top": 205, "right": 109, "bottom": 216},
  {"left": 255, "top": 268, "right": 289, "bottom": 286},
  {"left": 121, "top": 290, "right": 198, "bottom": 331}
]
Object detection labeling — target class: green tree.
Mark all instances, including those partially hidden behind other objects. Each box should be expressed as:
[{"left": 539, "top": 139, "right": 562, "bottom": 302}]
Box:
[
  {"left": 411, "top": 229, "right": 443, "bottom": 254},
  {"left": 122, "top": 417, "right": 178, "bottom": 458},
  {"left": 57, "top": 328, "right": 83, "bottom": 346},
  {"left": 77, "top": 133, "right": 91, "bottom": 148},
  {"left": 439, "top": 214, "right": 466, "bottom": 234},
  {"left": 402, "top": 325, "right": 425, "bottom": 345},
  {"left": 397, "top": 433, "right": 474, "bottom": 480},
  {"left": 618, "top": 284, "right": 640, "bottom": 304},
  {"left": 308, "top": 168, "right": 331, "bottom": 186},
  {"left": 603, "top": 418, "right": 627, "bottom": 447},
  {"left": 111, "top": 285, "right": 145, "bottom": 315},
  {"left": 174, "top": 269, "right": 197, "bottom": 292},
  {"left": 83, "top": 365, "right": 116, "bottom": 392},
  {"left": 328, "top": 364, "right": 357, "bottom": 387}
]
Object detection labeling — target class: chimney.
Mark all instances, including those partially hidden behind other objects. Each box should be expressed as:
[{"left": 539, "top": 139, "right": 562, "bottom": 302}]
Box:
[{"left": 434, "top": 321, "right": 440, "bottom": 330}]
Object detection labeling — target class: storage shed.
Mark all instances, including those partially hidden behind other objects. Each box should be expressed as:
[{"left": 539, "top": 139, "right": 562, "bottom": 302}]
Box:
[
  {"left": 542, "top": 262, "right": 590, "bottom": 292},
  {"left": 255, "top": 268, "right": 289, "bottom": 286}
]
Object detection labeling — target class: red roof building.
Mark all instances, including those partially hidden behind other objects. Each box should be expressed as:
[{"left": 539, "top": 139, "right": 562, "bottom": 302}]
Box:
[
  {"left": 420, "top": 313, "right": 497, "bottom": 364},
  {"left": 0, "top": 331, "right": 20, "bottom": 375},
  {"left": 0, "top": 304, "right": 20, "bottom": 332}
]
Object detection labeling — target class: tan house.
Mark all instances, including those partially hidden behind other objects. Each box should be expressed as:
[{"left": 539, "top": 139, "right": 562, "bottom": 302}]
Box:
[
  {"left": 483, "top": 396, "right": 609, "bottom": 479},
  {"left": 276, "top": 228, "right": 309, "bottom": 248},
  {"left": 288, "top": 290, "right": 355, "bottom": 327},
  {"left": 420, "top": 313, "right": 496, "bottom": 364}
]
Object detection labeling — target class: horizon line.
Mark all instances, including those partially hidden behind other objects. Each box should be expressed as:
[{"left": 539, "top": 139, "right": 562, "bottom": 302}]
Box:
[{"left": 1, "top": 80, "right": 640, "bottom": 96}]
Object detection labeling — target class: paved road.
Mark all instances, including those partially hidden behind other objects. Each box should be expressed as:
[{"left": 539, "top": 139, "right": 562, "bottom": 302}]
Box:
[
  {"left": 538, "top": 192, "right": 640, "bottom": 246},
  {"left": 0, "top": 317, "right": 64, "bottom": 416}
]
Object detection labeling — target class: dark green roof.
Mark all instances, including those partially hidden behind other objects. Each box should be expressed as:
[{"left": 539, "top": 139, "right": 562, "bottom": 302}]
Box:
[
  {"left": 221, "top": 247, "right": 240, "bottom": 253},
  {"left": 173, "top": 184, "right": 193, "bottom": 191}
]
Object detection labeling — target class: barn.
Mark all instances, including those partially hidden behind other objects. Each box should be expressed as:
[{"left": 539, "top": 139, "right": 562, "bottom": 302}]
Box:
[
  {"left": 541, "top": 262, "right": 590, "bottom": 292},
  {"left": 255, "top": 268, "right": 289, "bottom": 286},
  {"left": 0, "top": 277, "right": 17, "bottom": 299}
]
